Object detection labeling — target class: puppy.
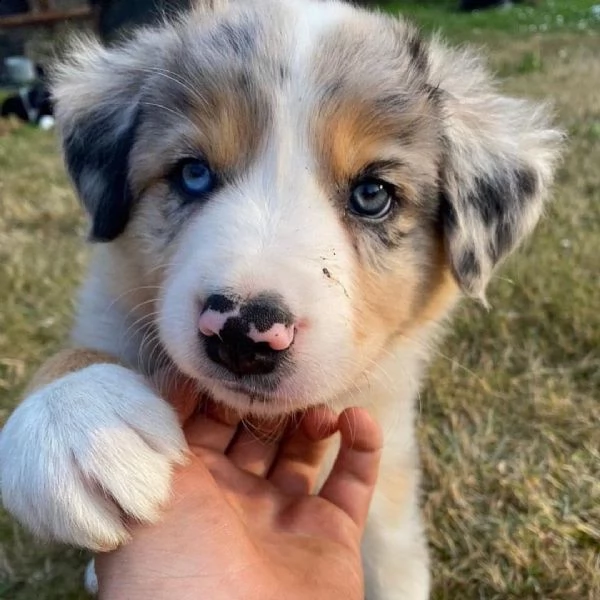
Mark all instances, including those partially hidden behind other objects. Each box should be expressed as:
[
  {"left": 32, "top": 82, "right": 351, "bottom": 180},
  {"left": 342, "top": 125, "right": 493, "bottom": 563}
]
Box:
[
  {"left": 0, "top": 1, "right": 562, "bottom": 598},
  {"left": 1, "top": 67, "right": 54, "bottom": 126}
]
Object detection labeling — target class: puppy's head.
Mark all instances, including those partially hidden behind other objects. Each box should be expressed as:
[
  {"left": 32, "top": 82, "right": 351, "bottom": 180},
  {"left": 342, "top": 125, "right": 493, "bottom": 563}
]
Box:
[{"left": 53, "top": 0, "right": 562, "bottom": 415}]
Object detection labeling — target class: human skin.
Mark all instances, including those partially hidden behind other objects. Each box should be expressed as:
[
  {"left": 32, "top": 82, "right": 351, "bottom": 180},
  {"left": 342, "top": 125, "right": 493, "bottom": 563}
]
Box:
[{"left": 96, "top": 396, "right": 383, "bottom": 600}]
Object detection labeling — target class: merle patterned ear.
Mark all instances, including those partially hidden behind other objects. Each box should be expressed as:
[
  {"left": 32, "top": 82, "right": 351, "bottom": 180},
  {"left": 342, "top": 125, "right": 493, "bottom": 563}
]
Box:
[
  {"left": 62, "top": 105, "right": 140, "bottom": 242},
  {"left": 52, "top": 2, "right": 232, "bottom": 242},
  {"left": 52, "top": 34, "right": 162, "bottom": 241},
  {"left": 440, "top": 155, "right": 545, "bottom": 298},
  {"left": 429, "top": 43, "right": 563, "bottom": 298}
]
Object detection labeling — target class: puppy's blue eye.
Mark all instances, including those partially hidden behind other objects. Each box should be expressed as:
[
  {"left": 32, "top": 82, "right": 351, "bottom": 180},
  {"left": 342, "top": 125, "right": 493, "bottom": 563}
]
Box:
[
  {"left": 178, "top": 160, "right": 215, "bottom": 197},
  {"left": 349, "top": 179, "right": 394, "bottom": 220}
]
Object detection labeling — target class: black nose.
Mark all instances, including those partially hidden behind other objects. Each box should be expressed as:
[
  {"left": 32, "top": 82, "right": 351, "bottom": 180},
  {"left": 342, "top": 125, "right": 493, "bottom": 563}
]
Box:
[
  {"left": 204, "top": 321, "right": 281, "bottom": 376},
  {"left": 199, "top": 294, "right": 294, "bottom": 377}
]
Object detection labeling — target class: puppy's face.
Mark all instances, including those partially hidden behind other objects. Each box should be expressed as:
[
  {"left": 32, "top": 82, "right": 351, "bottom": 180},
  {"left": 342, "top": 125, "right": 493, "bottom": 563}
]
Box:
[{"left": 54, "top": 0, "right": 561, "bottom": 416}]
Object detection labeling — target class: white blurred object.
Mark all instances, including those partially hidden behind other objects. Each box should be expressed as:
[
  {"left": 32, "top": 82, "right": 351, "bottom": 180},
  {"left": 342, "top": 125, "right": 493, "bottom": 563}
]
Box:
[
  {"left": 38, "top": 115, "right": 55, "bottom": 131},
  {"left": 4, "top": 56, "right": 36, "bottom": 85},
  {"left": 592, "top": 5, "right": 600, "bottom": 19},
  {"left": 84, "top": 559, "right": 98, "bottom": 595}
]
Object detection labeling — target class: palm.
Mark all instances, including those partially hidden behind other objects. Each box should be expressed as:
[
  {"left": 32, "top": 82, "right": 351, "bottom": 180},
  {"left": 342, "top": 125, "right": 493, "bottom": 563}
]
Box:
[{"left": 96, "top": 404, "right": 381, "bottom": 600}]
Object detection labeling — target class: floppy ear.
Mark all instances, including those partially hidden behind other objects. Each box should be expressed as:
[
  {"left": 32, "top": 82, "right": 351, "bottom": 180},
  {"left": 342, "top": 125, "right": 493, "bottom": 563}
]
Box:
[
  {"left": 429, "top": 40, "right": 563, "bottom": 300},
  {"left": 52, "top": 33, "right": 165, "bottom": 241}
]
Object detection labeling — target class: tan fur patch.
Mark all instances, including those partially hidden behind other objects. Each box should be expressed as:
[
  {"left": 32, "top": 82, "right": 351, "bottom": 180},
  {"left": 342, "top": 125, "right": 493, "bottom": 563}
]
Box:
[
  {"left": 308, "top": 15, "right": 441, "bottom": 200},
  {"left": 26, "top": 349, "right": 122, "bottom": 395},
  {"left": 311, "top": 95, "right": 440, "bottom": 201},
  {"left": 412, "top": 260, "right": 460, "bottom": 329},
  {"left": 129, "top": 78, "right": 270, "bottom": 194},
  {"left": 304, "top": 23, "right": 449, "bottom": 352},
  {"left": 350, "top": 237, "right": 436, "bottom": 350}
]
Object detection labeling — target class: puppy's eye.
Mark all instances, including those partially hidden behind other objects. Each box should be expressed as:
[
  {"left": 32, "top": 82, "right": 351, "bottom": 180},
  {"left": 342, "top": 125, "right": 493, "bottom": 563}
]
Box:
[
  {"left": 176, "top": 159, "right": 215, "bottom": 197},
  {"left": 349, "top": 179, "right": 394, "bottom": 220}
]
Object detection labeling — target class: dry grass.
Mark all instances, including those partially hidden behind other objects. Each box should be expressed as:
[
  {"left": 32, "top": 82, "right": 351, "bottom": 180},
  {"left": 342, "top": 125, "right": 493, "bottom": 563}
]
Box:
[
  {"left": 421, "top": 32, "right": 600, "bottom": 600},
  {"left": 0, "top": 25, "right": 598, "bottom": 600}
]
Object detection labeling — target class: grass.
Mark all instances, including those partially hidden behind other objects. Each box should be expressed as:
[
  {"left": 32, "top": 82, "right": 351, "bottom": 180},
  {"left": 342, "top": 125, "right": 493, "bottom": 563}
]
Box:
[
  {"left": 381, "top": 0, "right": 600, "bottom": 38},
  {"left": 0, "top": 2, "right": 599, "bottom": 599}
]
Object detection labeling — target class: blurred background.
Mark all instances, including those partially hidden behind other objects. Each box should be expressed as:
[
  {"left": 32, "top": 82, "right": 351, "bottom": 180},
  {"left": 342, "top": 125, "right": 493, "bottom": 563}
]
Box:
[{"left": 0, "top": 1, "right": 598, "bottom": 599}]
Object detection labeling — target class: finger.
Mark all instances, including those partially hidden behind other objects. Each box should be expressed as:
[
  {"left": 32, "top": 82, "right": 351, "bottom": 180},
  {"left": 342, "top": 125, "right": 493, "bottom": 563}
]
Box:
[
  {"left": 184, "top": 402, "right": 240, "bottom": 454},
  {"left": 268, "top": 407, "right": 338, "bottom": 495},
  {"left": 318, "top": 408, "right": 382, "bottom": 531},
  {"left": 300, "top": 407, "right": 339, "bottom": 442},
  {"left": 153, "top": 372, "right": 201, "bottom": 425},
  {"left": 226, "top": 417, "right": 288, "bottom": 477}
]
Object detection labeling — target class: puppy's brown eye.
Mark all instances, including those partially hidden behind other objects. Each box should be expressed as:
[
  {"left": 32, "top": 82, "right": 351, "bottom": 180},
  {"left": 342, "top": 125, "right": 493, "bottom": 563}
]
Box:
[{"left": 349, "top": 179, "right": 393, "bottom": 220}]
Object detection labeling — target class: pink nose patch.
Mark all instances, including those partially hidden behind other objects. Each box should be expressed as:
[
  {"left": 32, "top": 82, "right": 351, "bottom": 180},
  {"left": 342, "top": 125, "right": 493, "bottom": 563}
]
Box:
[
  {"left": 198, "top": 308, "right": 235, "bottom": 338},
  {"left": 248, "top": 323, "right": 295, "bottom": 351},
  {"left": 198, "top": 308, "right": 295, "bottom": 351}
]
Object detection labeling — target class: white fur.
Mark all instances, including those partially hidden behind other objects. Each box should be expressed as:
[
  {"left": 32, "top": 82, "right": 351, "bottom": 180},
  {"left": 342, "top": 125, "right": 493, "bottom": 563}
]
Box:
[
  {"left": 1, "top": 5, "right": 435, "bottom": 597},
  {"left": 0, "top": 1, "right": 561, "bottom": 598},
  {"left": 159, "top": 137, "right": 361, "bottom": 416},
  {"left": 0, "top": 364, "right": 186, "bottom": 550}
]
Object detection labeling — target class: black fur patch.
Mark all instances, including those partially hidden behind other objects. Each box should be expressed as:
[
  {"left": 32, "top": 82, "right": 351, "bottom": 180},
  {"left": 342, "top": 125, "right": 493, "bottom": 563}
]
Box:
[
  {"left": 373, "top": 93, "right": 410, "bottom": 113},
  {"left": 439, "top": 190, "right": 458, "bottom": 230},
  {"left": 237, "top": 70, "right": 252, "bottom": 92},
  {"left": 321, "top": 79, "right": 345, "bottom": 104},
  {"left": 442, "top": 162, "right": 539, "bottom": 293},
  {"left": 469, "top": 166, "right": 538, "bottom": 228},
  {"left": 491, "top": 219, "right": 516, "bottom": 263},
  {"left": 516, "top": 166, "right": 538, "bottom": 198},
  {"left": 212, "top": 21, "right": 255, "bottom": 58},
  {"left": 424, "top": 83, "right": 444, "bottom": 106},
  {"left": 468, "top": 175, "right": 507, "bottom": 227},
  {"left": 456, "top": 246, "right": 480, "bottom": 281},
  {"left": 278, "top": 64, "right": 290, "bottom": 82},
  {"left": 64, "top": 106, "right": 141, "bottom": 242},
  {"left": 373, "top": 227, "right": 406, "bottom": 250},
  {"left": 407, "top": 31, "right": 429, "bottom": 74}
]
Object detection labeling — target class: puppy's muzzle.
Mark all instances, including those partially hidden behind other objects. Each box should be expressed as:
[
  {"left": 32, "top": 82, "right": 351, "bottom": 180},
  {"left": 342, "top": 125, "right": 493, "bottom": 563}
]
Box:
[{"left": 199, "top": 293, "right": 295, "bottom": 377}]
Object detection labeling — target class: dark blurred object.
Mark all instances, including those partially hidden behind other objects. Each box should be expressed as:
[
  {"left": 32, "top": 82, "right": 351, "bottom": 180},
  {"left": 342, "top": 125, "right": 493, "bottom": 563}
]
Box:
[
  {"left": 0, "top": 0, "right": 28, "bottom": 57},
  {"left": 459, "top": 0, "right": 510, "bottom": 9},
  {"left": 0, "top": 1, "right": 193, "bottom": 72},
  {"left": 0, "top": 1, "right": 93, "bottom": 29},
  {"left": 1, "top": 63, "right": 54, "bottom": 127},
  {"left": 0, "top": 0, "right": 30, "bottom": 17},
  {"left": 459, "top": 0, "right": 539, "bottom": 10},
  {"left": 91, "top": 0, "right": 192, "bottom": 42}
]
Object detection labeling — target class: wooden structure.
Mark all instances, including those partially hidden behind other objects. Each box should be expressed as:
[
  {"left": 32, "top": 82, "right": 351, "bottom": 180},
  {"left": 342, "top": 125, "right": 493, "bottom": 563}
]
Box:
[
  {"left": 0, "top": 1, "right": 95, "bottom": 30},
  {"left": 0, "top": 1, "right": 192, "bottom": 41}
]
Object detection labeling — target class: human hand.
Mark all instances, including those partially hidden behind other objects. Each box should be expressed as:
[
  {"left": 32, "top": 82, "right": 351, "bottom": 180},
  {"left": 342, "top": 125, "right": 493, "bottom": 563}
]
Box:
[{"left": 95, "top": 396, "right": 382, "bottom": 600}]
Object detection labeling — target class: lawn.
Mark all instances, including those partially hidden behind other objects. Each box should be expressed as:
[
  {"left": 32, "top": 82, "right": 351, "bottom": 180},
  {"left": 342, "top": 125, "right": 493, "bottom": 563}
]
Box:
[{"left": 0, "top": 1, "right": 599, "bottom": 599}]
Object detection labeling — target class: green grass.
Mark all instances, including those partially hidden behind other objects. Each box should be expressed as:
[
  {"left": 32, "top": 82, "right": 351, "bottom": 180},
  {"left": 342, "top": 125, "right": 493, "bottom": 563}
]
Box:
[
  {"left": 380, "top": 0, "right": 600, "bottom": 38},
  {"left": 1, "top": 3, "right": 599, "bottom": 599}
]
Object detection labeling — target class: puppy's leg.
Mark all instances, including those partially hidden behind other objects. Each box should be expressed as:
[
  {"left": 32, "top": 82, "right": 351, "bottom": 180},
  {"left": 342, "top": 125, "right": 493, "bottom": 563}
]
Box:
[
  {"left": 363, "top": 503, "right": 430, "bottom": 600},
  {"left": 25, "top": 347, "right": 122, "bottom": 393},
  {"left": 0, "top": 349, "right": 188, "bottom": 550},
  {"left": 362, "top": 456, "right": 430, "bottom": 600}
]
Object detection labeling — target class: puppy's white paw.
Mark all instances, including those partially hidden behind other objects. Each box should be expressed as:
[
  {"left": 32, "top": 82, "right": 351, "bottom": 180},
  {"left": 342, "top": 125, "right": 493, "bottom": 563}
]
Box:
[{"left": 0, "top": 364, "right": 187, "bottom": 551}]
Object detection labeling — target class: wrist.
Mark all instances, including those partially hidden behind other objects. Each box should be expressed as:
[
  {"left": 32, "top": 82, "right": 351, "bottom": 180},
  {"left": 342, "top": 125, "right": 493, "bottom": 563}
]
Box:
[
  {"left": 96, "top": 551, "right": 266, "bottom": 600},
  {"left": 96, "top": 553, "right": 196, "bottom": 600}
]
